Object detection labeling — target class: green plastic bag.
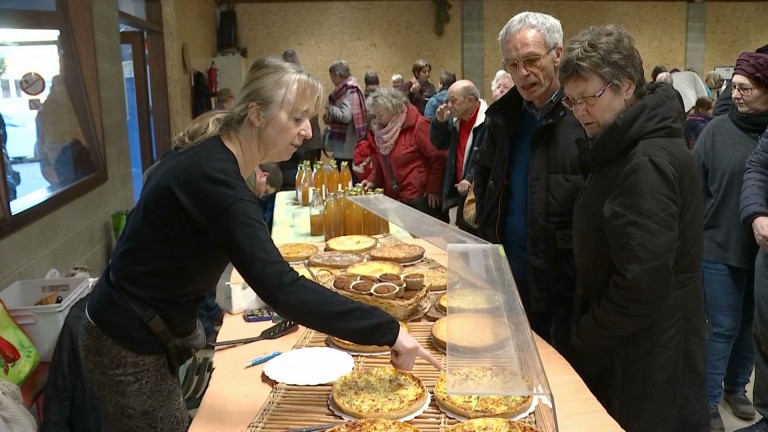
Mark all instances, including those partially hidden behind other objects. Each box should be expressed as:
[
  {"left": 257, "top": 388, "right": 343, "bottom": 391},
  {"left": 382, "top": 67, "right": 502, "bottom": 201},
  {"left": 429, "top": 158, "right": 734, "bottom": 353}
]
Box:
[{"left": 0, "top": 300, "right": 39, "bottom": 385}]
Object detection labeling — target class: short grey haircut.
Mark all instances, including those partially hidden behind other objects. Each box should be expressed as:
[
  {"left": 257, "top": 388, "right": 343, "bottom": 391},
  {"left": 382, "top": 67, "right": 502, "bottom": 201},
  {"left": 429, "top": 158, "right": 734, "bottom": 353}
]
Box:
[
  {"left": 391, "top": 74, "right": 403, "bottom": 82},
  {"left": 329, "top": 60, "right": 351, "bottom": 79},
  {"left": 559, "top": 25, "right": 647, "bottom": 100},
  {"left": 491, "top": 70, "right": 513, "bottom": 90},
  {"left": 365, "top": 87, "right": 408, "bottom": 114},
  {"left": 498, "top": 12, "right": 563, "bottom": 51},
  {"left": 656, "top": 72, "right": 673, "bottom": 85}
]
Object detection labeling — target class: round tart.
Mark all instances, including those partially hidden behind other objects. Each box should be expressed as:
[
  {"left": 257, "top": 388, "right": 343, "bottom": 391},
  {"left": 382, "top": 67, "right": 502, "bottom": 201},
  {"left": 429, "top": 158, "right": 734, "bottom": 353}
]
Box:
[
  {"left": 420, "top": 267, "right": 448, "bottom": 291},
  {"left": 309, "top": 251, "right": 365, "bottom": 269},
  {"left": 346, "top": 260, "right": 403, "bottom": 277},
  {"left": 443, "top": 418, "right": 539, "bottom": 432},
  {"left": 325, "top": 235, "right": 378, "bottom": 253},
  {"left": 434, "top": 366, "right": 533, "bottom": 419},
  {"left": 277, "top": 243, "right": 319, "bottom": 262},
  {"left": 326, "top": 419, "right": 421, "bottom": 432},
  {"left": 431, "top": 313, "right": 509, "bottom": 352},
  {"left": 329, "top": 322, "right": 409, "bottom": 353},
  {"left": 436, "top": 289, "right": 500, "bottom": 314},
  {"left": 331, "top": 367, "right": 427, "bottom": 420},
  {"left": 368, "top": 244, "right": 425, "bottom": 264}
]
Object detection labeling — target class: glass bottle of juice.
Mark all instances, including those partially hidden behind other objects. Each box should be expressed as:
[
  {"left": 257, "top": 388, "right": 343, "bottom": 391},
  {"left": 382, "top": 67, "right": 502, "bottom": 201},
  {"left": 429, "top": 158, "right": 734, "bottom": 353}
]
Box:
[
  {"left": 323, "top": 192, "right": 337, "bottom": 241},
  {"left": 300, "top": 163, "right": 312, "bottom": 206},
  {"left": 335, "top": 189, "right": 346, "bottom": 237},
  {"left": 313, "top": 161, "right": 327, "bottom": 200},
  {"left": 309, "top": 187, "right": 324, "bottom": 237},
  {"left": 340, "top": 161, "right": 353, "bottom": 190},
  {"left": 327, "top": 160, "right": 340, "bottom": 194},
  {"left": 374, "top": 188, "right": 390, "bottom": 234},
  {"left": 343, "top": 188, "right": 356, "bottom": 236},
  {"left": 295, "top": 161, "right": 305, "bottom": 202}
]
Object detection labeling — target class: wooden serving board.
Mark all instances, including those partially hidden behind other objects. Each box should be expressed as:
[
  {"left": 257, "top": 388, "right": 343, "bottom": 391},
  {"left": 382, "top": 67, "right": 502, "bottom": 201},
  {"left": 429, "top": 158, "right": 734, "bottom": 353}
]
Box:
[{"left": 245, "top": 323, "right": 538, "bottom": 432}]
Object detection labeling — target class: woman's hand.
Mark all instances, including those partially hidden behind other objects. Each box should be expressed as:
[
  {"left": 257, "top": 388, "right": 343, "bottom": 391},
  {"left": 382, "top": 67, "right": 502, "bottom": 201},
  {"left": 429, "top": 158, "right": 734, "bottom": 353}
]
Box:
[
  {"left": 426, "top": 193, "right": 440, "bottom": 208},
  {"left": 411, "top": 81, "right": 421, "bottom": 93},
  {"left": 390, "top": 327, "right": 441, "bottom": 370},
  {"left": 455, "top": 179, "right": 471, "bottom": 196},
  {"left": 360, "top": 179, "right": 375, "bottom": 191},
  {"left": 753, "top": 216, "right": 768, "bottom": 252}
]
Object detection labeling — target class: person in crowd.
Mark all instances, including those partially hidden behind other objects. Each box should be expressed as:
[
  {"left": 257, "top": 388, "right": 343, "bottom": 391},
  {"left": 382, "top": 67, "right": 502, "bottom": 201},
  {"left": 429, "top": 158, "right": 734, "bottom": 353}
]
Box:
[
  {"left": 694, "top": 52, "right": 768, "bottom": 432},
  {"left": 684, "top": 96, "right": 714, "bottom": 150},
  {"left": 705, "top": 71, "right": 725, "bottom": 99},
  {"left": 672, "top": 69, "right": 713, "bottom": 113},
  {"left": 215, "top": 88, "right": 235, "bottom": 110},
  {"left": 359, "top": 87, "right": 448, "bottom": 220},
  {"left": 352, "top": 133, "right": 376, "bottom": 182},
  {"left": 559, "top": 25, "right": 708, "bottom": 431},
  {"left": 472, "top": 11, "right": 584, "bottom": 361},
  {"left": 364, "top": 71, "right": 380, "bottom": 99},
  {"left": 81, "top": 57, "right": 439, "bottom": 431},
  {"left": 655, "top": 71, "right": 673, "bottom": 85},
  {"left": 401, "top": 59, "right": 436, "bottom": 115},
  {"left": 324, "top": 60, "right": 368, "bottom": 183},
  {"left": 715, "top": 45, "right": 768, "bottom": 117},
  {"left": 391, "top": 73, "right": 404, "bottom": 89},
  {"left": 253, "top": 162, "right": 283, "bottom": 231},
  {"left": 424, "top": 70, "right": 457, "bottom": 122},
  {"left": 1, "top": 112, "right": 19, "bottom": 200},
  {"left": 490, "top": 70, "right": 514, "bottom": 102},
  {"left": 736, "top": 55, "right": 768, "bottom": 432},
  {"left": 429, "top": 79, "right": 488, "bottom": 233},
  {"left": 651, "top": 64, "right": 668, "bottom": 83}
]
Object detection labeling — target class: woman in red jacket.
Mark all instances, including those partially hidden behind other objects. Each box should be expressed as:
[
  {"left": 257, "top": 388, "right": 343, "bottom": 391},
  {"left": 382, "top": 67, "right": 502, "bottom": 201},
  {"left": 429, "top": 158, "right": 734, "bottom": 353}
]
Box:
[{"left": 359, "top": 87, "right": 448, "bottom": 220}]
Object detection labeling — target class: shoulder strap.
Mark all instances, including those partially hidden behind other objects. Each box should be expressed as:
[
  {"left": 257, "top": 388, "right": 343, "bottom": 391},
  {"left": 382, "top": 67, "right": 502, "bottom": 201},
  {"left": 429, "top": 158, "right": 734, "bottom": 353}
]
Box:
[{"left": 108, "top": 270, "right": 178, "bottom": 347}]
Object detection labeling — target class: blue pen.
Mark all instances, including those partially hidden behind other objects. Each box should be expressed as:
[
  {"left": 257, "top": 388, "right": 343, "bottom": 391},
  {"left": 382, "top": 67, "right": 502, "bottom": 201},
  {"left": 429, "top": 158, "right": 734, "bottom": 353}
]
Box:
[{"left": 244, "top": 351, "right": 281, "bottom": 368}]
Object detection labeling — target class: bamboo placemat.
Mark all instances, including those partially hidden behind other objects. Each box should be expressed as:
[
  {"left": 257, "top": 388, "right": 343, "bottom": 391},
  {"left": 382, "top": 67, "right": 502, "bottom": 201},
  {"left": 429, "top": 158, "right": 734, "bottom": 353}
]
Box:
[{"left": 246, "top": 323, "right": 537, "bottom": 432}]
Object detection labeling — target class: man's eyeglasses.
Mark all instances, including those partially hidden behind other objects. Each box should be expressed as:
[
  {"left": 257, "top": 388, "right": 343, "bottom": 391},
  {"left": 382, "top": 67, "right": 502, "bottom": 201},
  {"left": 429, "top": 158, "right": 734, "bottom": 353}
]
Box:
[
  {"left": 562, "top": 82, "right": 613, "bottom": 110},
  {"left": 501, "top": 47, "right": 555, "bottom": 73},
  {"left": 732, "top": 85, "right": 757, "bottom": 96}
]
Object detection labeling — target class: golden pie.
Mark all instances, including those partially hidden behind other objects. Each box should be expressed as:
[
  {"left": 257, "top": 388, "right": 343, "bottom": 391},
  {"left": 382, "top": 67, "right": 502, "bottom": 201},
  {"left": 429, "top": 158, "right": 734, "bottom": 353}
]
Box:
[
  {"left": 276, "top": 243, "right": 319, "bottom": 262},
  {"left": 331, "top": 367, "right": 427, "bottom": 420},
  {"left": 443, "top": 418, "right": 540, "bottom": 432},
  {"left": 329, "top": 322, "right": 409, "bottom": 353},
  {"left": 421, "top": 267, "right": 448, "bottom": 291},
  {"left": 431, "top": 313, "right": 509, "bottom": 352},
  {"left": 436, "top": 289, "right": 500, "bottom": 314},
  {"left": 368, "top": 244, "right": 425, "bottom": 264},
  {"left": 325, "top": 235, "right": 378, "bottom": 253},
  {"left": 325, "top": 419, "right": 421, "bottom": 432},
  {"left": 434, "top": 366, "right": 533, "bottom": 419},
  {"left": 309, "top": 251, "right": 365, "bottom": 269},
  {"left": 346, "top": 260, "right": 403, "bottom": 277}
]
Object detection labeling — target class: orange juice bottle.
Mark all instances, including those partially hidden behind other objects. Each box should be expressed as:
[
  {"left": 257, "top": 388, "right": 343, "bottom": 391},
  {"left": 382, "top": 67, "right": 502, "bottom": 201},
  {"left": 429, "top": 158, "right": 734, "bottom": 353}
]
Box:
[
  {"left": 309, "top": 187, "right": 324, "bottom": 237},
  {"left": 301, "top": 164, "right": 312, "bottom": 206},
  {"left": 340, "top": 161, "right": 353, "bottom": 190},
  {"left": 343, "top": 189, "right": 356, "bottom": 235},
  {"left": 374, "top": 188, "right": 390, "bottom": 234},
  {"left": 295, "top": 162, "right": 305, "bottom": 202},
  {"left": 335, "top": 189, "right": 346, "bottom": 236},
  {"left": 327, "top": 160, "right": 340, "bottom": 194},
  {"left": 323, "top": 192, "right": 337, "bottom": 241},
  {"left": 313, "top": 161, "right": 326, "bottom": 200}
]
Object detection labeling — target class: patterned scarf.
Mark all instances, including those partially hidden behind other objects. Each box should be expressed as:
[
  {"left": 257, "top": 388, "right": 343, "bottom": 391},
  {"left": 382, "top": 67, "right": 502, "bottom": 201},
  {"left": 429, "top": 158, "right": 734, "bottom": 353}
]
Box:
[
  {"left": 328, "top": 77, "right": 368, "bottom": 141},
  {"left": 373, "top": 110, "right": 407, "bottom": 155}
]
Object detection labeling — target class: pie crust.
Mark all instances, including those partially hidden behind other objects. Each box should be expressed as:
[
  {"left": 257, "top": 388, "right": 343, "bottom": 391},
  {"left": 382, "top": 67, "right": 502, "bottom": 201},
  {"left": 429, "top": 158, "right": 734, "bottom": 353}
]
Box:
[
  {"left": 325, "top": 235, "right": 378, "bottom": 253},
  {"left": 368, "top": 244, "right": 425, "bottom": 264},
  {"left": 308, "top": 252, "right": 365, "bottom": 269},
  {"left": 329, "top": 322, "right": 409, "bottom": 353},
  {"left": 325, "top": 419, "right": 421, "bottom": 432},
  {"left": 346, "top": 260, "right": 403, "bottom": 277},
  {"left": 436, "top": 289, "right": 500, "bottom": 314},
  {"left": 442, "top": 418, "right": 540, "bottom": 432},
  {"left": 331, "top": 367, "right": 427, "bottom": 420},
  {"left": 276, "top": 243, "right": 319, "bottom": 262},
  {"left": 431, "top": 313, "right": 509, "bottom": 352},
  {"left": 434, "top": 366, "right": 533, "bottom": 419}
]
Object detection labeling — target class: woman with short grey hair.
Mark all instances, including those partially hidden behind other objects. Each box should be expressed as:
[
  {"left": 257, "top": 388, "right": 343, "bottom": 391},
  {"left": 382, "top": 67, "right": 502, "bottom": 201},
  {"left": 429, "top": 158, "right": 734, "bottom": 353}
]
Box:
[{"left": 559, "top": 25, "right": 708, "bottom": 431}]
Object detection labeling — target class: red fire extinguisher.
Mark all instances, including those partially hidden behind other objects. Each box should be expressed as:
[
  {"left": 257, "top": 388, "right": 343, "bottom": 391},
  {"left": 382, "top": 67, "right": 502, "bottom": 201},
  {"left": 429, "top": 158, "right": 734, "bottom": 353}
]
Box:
[{"left": 207, "top": 61, "right": 219, "bottom": 93}]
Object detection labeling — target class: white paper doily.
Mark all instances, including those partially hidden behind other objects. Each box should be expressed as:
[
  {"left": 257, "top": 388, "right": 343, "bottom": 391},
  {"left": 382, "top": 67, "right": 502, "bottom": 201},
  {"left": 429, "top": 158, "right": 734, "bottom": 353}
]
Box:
[
  {"left": 263, "top": 347, "right": 353, "bottom": 385},
  {"left": 434, "top": 394, "right": 543, "bottom": 421},
  {"left": 328, "top": 392, "right": 431, "bottom": 422},
  {"left": 326, "top": 337, "right": 390, "bottom": 356}
]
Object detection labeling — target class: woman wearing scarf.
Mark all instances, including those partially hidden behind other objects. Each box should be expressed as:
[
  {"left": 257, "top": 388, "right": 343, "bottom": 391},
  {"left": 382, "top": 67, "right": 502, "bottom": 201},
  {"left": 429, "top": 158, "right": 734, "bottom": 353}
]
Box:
[
  {"left": 358, "top": 87, "right": 447, "bottom": 220},
  {"left": 560, "top": 25, "right": 708, "bottom": 431},
  {"left": 698, "top": 51, "right": 768, "bottom": 432},
  {"left": 324, "top": 60, "right": 368, "bottom": 181}
]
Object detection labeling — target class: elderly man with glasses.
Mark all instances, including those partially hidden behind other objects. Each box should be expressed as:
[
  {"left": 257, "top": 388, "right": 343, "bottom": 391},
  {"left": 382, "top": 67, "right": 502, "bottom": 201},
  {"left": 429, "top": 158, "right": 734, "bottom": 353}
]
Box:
[{"left": 472, "top": 11, "right": 584, "bottom": 362}]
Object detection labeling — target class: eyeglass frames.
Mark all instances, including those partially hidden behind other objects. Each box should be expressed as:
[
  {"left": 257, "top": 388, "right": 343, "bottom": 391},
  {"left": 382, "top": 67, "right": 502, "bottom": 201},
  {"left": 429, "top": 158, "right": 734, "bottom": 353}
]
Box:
[
  {"left": 732, "top": 85, "right": 757, "bottom": 96},
  {"left": 562, "top": 82, "right": 613, "bottom": 110},
  {"left": 501, "top": 47, "right": 556, "bottom": 73}
]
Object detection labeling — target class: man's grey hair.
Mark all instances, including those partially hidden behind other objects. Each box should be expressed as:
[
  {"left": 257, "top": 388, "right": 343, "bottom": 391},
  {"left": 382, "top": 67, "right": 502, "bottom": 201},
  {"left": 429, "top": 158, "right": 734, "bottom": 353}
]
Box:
[
  {"left": 329, "top": 60, "right": 351, "bottom": 78},
  {"left": 498, "top": 11, "right": 563, "bottom": 51}
]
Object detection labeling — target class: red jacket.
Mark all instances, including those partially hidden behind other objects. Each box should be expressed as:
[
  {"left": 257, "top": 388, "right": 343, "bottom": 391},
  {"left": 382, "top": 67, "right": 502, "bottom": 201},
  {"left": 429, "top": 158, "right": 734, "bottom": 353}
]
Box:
[{"left": 362, "top": 105, "right": 447, "bottom": 201}]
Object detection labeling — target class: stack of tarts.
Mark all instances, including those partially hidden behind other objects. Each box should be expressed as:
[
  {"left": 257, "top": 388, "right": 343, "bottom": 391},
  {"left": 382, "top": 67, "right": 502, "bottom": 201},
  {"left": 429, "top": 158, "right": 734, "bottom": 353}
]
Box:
[{"left": 330, "top": 367, "right": 429, "bottom": 421}]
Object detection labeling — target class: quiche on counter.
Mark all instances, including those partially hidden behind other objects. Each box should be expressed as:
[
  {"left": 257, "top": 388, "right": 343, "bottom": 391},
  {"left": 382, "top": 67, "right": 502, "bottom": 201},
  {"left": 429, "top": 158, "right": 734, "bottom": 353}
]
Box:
[{"left": 331, "top": 367, "right": 427, "bottom": 420}]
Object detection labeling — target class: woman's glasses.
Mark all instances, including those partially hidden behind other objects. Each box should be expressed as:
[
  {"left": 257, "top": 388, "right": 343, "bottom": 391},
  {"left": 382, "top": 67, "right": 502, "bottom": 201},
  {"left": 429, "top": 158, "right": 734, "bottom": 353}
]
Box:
[
  {"left": 562, "top": 82, "right": 613, "bottom": 110},
  {"left": 732, "top": 85, "right": 757, "bottom": 96},
  {"left": 501, "top": 47, "right": 555, "bottom": 73}
]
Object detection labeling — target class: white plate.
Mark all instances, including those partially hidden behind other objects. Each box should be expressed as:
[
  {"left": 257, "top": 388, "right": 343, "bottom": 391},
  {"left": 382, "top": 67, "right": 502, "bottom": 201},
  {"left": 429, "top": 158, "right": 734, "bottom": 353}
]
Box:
[
  {"left": 328, "top": 392, "right": 431, "bottom": 421},
  {"left": 263, "top": 347, "right": 354, "bottom": 385}
]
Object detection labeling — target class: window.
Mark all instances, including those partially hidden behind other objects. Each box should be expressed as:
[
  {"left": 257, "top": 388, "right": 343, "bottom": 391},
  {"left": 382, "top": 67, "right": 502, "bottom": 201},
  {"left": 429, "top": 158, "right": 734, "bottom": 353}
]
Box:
[{"left": 0, "top": 0, "right": 105, "bottom": 237}]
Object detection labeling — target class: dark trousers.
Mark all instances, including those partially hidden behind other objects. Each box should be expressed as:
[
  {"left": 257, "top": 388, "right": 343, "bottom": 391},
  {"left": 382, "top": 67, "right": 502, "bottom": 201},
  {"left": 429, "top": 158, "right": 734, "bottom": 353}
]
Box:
[
  {"left": 754, "top": 250, "right": 768, "bottom": 418},
  {"left": 80, "top": 321, "right": 189, "bottom": 431}
]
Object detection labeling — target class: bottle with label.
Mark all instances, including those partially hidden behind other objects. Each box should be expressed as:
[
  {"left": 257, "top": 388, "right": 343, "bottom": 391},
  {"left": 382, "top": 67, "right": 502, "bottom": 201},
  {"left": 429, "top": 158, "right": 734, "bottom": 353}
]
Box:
[
  {"left": 309, "top": 187, "right": 324, "bottom": 237},
  {"left": 340, "top": 161, "right": 353, "bottom": 190}
]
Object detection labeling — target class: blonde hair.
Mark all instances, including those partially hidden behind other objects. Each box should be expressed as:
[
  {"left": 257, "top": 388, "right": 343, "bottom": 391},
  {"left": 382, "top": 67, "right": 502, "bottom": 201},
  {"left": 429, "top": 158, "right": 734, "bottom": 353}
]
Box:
[{"left": 173, "top": 57, "right": 323, "bottom": 150}]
